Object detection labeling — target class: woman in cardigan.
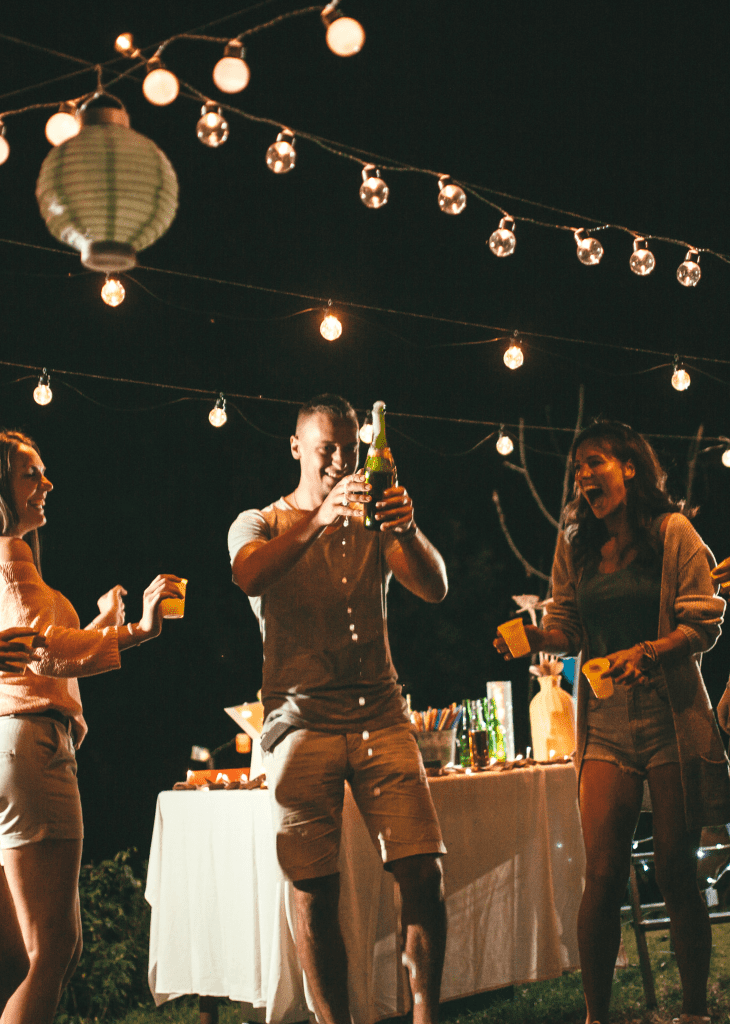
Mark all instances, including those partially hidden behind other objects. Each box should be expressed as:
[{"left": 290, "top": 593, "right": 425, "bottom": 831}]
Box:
[
  {"left": 0, "top": 429, "right": 183, "bottom": 1024},
  {"left": 494, "top": 420, "right": 729, "bottom": 1024}
]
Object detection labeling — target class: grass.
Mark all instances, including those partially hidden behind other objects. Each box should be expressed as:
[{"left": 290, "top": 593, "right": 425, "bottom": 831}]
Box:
[{"left": 82, "top": 921, "right": 730, "bottom": 1024}]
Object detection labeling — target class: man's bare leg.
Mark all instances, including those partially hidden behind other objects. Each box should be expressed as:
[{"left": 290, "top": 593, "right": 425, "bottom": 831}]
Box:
[
  {"left": 293, "top": 873, "right": 350, "bottom": 1024},
  {"left": 390, "top": 854, "right": 446, "bottom": 1024}
]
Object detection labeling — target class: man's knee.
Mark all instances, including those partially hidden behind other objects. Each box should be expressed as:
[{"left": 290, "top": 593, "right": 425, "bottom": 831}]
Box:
[{"left": 390, "top": 854, "right": 444, "bottom": 900}]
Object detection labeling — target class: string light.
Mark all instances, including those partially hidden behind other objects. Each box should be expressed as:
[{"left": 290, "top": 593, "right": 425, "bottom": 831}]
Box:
[
  {"left": 320, "top": 307, "right": 342, "bottom": 340},
  {"left": 101, "top": 275, "right": 125, "bottom": 307},
  {"left": 45, "top": 102, "right": 80, "bottom": 146},
  {"left": 503, "top": 332, "right": 524, "bottom": 369},
  {"left": 266, "top": 131, "right": 296, "bottom": 174},
  {"left": 722, "top": 448, "right": 730, "bottom": 469},
  {"left": 437, "top": 175, "right": 466, "bottom": 215},
  {"left": 677, "top": 248, "right": 701, "bottom": 287},
  {"left": 33, "top": 369, "right": 52, "bottom": 406},
  {"left": 359, "top": 418, "right": 373, "bottom": 444},
  {"left": 321, "top": 4, "right": 365, "bottom": 56},
  {"left": 196, "top": 103, "right": 229, "bottom": 147},
  {"left": 209, "top": 393, "right": 227, "bottom": 427},
  {"left": 671, "top": 357, "right": 691, "bottom": 392},
  {"left": 574, "top": 228, "right": 604, "bottom": 266},
  {"left": 629, "top": 236, "right": 656, "bottom": 277},
  {"left": 143, "top": 58, "right": 180, "bottom": 106},
  {"left": 114, "top": 33, "right": 141, "bottom": 58},
  {"left": 496, "top": 426, "right": 514, "bottom": 456},
  {"left": 488, "top": 217, "right": 516, "bottom": 258},
  {"left": 359, "top": 165, "right": 389, "bottom": 209},
  {"left": 0, "top": 122, "right": 8, "bottom": 166},
  {"left": 213, "top": 41, "right": 250, "bottom": 93}
]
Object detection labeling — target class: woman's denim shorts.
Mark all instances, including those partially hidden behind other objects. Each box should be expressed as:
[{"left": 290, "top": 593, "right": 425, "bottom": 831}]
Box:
[
  {"left": 584, "top": 673, "right": 679, "bottom": 776},
  {"left": 0, "top": 713, "right": 83, "bottom": 848}
]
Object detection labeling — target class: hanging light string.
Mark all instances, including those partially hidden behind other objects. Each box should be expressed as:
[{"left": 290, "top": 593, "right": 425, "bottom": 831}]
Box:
[
  {"left": 2, "top": 357, "right": 730, "bottom": 452},
  {"left": 2, "top": 234, "right": 730, "bottom": 381},
  {"left": 1, "top": 21, "right": 730, "bottom": 270}
]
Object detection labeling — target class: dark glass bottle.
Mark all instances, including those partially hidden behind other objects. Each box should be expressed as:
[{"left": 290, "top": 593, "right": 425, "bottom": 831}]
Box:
[
  {"left": 458, "top": 702, "right": 471, "bottom": 768},
  {"left": 364, "top": 400, "right": 396, "bottom": 531}
]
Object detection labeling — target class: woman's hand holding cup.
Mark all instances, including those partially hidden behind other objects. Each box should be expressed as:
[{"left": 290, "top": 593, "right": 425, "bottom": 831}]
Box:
[{"left": 135, "top": 575, "right": 186, "bottom": 640}]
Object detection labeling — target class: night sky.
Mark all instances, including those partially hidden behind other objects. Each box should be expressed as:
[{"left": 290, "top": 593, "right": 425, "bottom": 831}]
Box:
[{"left": 1, "top": 1, "right": 729, "bottom": 863}]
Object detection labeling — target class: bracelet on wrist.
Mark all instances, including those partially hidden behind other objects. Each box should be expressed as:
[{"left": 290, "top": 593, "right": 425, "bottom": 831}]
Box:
[{"left": 637, "top": 640, "right": 659, "bottom": 670}]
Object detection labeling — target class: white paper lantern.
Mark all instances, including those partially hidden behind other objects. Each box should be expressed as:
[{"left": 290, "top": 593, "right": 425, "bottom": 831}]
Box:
[{"left": 36, "top": 105, "right": 178, "bottom": 272}]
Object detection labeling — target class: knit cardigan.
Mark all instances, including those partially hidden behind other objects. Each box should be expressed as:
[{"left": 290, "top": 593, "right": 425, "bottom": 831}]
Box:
[{"left": 543, "top": 512, "right": 730, "bottom": 830}]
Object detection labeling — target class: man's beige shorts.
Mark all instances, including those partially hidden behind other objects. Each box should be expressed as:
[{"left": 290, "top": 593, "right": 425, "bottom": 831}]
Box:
[{"left": 264, "top": 722, "right": 446, "bottom": 881}]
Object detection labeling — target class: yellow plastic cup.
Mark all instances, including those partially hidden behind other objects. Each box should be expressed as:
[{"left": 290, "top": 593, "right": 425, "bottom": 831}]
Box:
[
  {"left": 583, "top": 657, "right": 614, "bottom": 698},
  {"left": 160, "top": 578, "right": 187, "bottom": 620},
  {"left": 497, "top": 617, "right": 531, "bottom": 658}
]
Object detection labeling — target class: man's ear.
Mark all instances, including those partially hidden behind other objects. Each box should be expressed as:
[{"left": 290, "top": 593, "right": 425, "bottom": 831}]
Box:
[
  {"left": 290, "top": 434, "right": 301, "bottom": 461},
  {"left": 623, "top": 460, "right": 636, "bottom": 481}
]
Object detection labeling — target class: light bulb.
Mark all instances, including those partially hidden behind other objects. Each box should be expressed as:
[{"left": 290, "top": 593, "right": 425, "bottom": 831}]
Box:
[
  {"left": 722, "top": 449, "right": 730, "bottom": 468},
  {"left": 34, "top": 371, "right": 52, "bottom": 406},
  {"left": 101, "top": 276, "right": 125, "bottom": 307},
  {"left": 115, "top": 33, "right": 139, "bottom": 57},
  {"left": 496, "top": 431, "right": 514, "bottom": 456},
  {"left": 359, "top": 421, "right": 373, "bottom": 444},
  {"left": 266, "top": 131, "right": 296, "bottom": 173},
  {"left": 196, "top": 104, "right": 229, "bottom": 147},
  {"left": 45, "top": 106, "right": 80, "bottom": 146},
  {"left": 437, "top": 175, "right": 466, "bottom": 215},
  {"left": 359, "top": 165, "right": 389, "bottom": 209},
  {"left": 0, "top": 129, "right": 8, "bottom": 167},
  {"left": 574, "top": 228, "right": 604, "bottom": 266},
  {"left": 322, "top": 8, "right": 365, "bottom": 56},
  {"left": 320, "top": 313, "right": 342, "bottom": 341},
  {"left": 488, "top": 217, "right": 516, "bottom": 257},
  {"left": 213, "top": 42, "right": 250, "bottom": 93},
  {"left": 629, "top": 236, "right": 655, "bottom": 276},
  {"left": 143, "top": 62, "right": 179, "bottom": 106},
  {"left": 503, "top": 342, "right": 524, "bottom": 369},
  {"left": 677, "top": 248, "right": 701, "bottom": 287},
  {"left": 209, "top": 395, "right": 227, "bottom": 427},
  {"left": 671, "top": 362, "right": 690, "bottom": 391}
]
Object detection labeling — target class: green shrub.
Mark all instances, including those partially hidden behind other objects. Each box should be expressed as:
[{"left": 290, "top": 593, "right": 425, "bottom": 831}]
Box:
[{"left": 56, "top": 850, "right": 153, "bottom": 1023}]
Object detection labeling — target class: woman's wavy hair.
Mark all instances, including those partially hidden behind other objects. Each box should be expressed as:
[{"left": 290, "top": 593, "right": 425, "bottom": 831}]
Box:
[
  {"left": 0, "top": 429, "right": 42, "bottom": 572},
  {"left": 562, "top": 420, "right": 690, "bottom": 569}
]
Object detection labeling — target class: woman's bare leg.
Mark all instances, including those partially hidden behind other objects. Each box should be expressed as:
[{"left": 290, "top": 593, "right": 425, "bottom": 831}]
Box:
[
  {"left": 0, "top": 839, "right": 82, "bottom": 1024},
  {"left": 0, "top": 867, "right": 28, "bottom": 1014},
  {"left": 578, "top": 760, "right": 643, "bottom": 1023},
  {"left": 648, "top": 763, "right": 709, "bottom": 1017}
]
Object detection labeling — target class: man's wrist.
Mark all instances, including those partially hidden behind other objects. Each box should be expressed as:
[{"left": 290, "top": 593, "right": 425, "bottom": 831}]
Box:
[{"left": 398, "top": 521, "right": 418, "bottom": 540}]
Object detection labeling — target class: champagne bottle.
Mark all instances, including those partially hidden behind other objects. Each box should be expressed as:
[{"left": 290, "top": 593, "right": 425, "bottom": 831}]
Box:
[{"left": 364, "top": 400, "right": 396, "bottom": 531}]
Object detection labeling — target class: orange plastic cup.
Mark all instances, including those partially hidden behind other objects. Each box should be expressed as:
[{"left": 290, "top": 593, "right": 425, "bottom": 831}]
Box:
[
  {"left": 497, "top": 617, "right": 531, "bottom": 658},
  {"left": 161, "top": 578, "right": 187, "bottom": 620},
  {"left": 583, "top": 657, "right": 614, "bottom": 698}
]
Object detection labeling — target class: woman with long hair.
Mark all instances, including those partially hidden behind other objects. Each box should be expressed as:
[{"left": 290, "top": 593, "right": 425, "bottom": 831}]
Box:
[
  {"left": 0, "top": 429, "right": 183, "bottom": 1024},
  {"left": 495, "top": 420, "right": 730, "bottom": 1024}
]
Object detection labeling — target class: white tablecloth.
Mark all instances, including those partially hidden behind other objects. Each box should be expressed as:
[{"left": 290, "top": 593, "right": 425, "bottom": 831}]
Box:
[{"left": 146, "top": 763, "right": 585, "bottom": 1022}]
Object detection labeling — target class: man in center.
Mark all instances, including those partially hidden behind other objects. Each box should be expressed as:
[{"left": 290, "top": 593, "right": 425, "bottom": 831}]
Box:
[{"left": 229, "top": 394, "right": 448, "bottom": 1024}]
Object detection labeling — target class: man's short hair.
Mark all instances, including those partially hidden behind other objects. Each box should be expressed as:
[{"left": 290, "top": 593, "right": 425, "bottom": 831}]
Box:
[{"left": 296, "top": 394, "right": 358, "bottom": 433}]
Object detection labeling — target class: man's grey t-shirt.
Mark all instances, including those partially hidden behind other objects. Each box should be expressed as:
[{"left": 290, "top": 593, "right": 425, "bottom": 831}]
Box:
[{"left": 228, "top": 498, "right": 408, "bottom": 750}]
